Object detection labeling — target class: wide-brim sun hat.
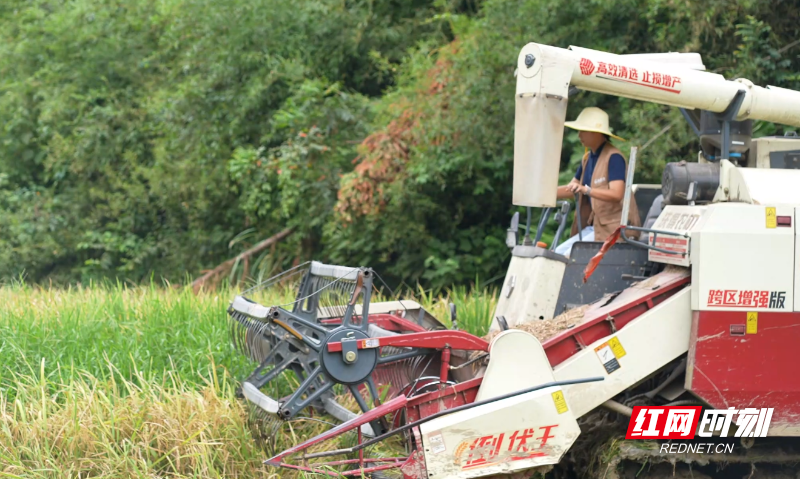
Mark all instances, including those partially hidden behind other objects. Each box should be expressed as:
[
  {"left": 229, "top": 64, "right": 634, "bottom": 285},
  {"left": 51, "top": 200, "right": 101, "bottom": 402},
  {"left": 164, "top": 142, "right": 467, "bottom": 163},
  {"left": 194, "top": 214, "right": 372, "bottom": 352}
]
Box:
[{"left": 564, "top": 106, "right": 626, "bottom": 141}]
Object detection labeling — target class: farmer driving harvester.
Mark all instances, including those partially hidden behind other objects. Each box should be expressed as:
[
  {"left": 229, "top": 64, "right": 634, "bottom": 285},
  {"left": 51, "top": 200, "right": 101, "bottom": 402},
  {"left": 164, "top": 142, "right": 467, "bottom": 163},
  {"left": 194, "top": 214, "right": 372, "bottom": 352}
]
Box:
[{"left": 555, "top": 107, "right": 640, "bottom": 254}]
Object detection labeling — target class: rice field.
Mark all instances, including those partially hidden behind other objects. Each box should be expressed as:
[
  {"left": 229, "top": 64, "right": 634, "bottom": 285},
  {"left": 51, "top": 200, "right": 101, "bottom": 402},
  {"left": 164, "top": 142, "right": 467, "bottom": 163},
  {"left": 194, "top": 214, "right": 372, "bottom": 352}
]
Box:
[{"left": 0, "top": 281, "right": 497, "bottom": 478}]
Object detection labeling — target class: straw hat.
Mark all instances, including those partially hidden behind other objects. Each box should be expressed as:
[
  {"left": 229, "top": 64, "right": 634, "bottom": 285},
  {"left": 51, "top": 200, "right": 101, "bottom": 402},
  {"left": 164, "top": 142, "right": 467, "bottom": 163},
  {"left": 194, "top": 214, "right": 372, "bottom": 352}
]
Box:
[{"left": 564, "top": 107, "right": 626, "bottom": 141}]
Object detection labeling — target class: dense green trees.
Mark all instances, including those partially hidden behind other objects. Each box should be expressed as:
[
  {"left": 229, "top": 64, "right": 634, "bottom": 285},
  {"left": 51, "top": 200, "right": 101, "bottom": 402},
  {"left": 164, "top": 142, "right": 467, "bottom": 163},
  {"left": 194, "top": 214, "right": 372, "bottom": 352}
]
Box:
[
  {"left": 0, "top": 0, "right": 447, "bottom": 282},
  {"left": 1, "top": 0, "right": 798, "bottom": 288}
]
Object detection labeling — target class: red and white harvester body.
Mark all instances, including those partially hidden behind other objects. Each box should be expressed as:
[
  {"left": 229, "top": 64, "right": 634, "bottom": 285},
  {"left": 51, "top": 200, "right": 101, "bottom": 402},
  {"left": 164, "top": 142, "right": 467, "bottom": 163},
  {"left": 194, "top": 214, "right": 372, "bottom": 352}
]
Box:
[{"left": 227, "top": 42, "right": 800, "bottom": 478}]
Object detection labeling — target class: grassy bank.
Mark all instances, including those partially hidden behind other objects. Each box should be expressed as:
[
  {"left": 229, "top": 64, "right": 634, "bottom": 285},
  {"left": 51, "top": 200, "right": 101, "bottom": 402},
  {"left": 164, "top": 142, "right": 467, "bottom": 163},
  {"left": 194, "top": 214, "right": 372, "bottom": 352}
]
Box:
[{"left": 0, "top": 282, "right": 496, "bottom": 478}]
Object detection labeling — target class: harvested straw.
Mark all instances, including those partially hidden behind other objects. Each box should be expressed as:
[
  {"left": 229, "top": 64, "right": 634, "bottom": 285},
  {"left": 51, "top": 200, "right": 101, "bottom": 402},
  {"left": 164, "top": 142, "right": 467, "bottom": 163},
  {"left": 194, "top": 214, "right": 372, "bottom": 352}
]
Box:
[
  {"left": 633, "top": 264, "right": 688, "bottom": 290},
  {"left": 484, "top": 265, "right": 690, "bottom": 345},
  {"left": 483, "top": 303, "right": 591, "bottom": 345}
]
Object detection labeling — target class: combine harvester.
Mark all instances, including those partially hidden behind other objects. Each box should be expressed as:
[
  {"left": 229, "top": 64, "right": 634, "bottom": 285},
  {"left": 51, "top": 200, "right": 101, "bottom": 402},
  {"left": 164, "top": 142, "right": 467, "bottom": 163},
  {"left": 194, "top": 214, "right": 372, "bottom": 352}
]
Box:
[{"left": 226, "top": 42, "right": 800, "bottom": 478}]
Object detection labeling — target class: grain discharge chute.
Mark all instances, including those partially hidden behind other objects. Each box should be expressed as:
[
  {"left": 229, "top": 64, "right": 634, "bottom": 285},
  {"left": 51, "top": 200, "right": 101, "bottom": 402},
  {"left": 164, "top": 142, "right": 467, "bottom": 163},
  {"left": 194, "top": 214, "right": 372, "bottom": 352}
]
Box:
[{"left": 225, "top": 42, "right": 800, "bottom": 478}]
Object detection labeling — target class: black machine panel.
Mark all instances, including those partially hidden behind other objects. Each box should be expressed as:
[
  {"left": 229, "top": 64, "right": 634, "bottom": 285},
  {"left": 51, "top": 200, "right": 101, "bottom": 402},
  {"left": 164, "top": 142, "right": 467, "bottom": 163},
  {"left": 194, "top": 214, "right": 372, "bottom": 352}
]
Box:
[
  {"left": 633, "top": 188, "right": 661, "bottom": 226},
  {"left": 554, "top": 242, "right": 653, "bottom": 316},
  {"left": 662, "top": 162, "right": 720, "bottom": 205},
  {"left": 770, "top": 149, "right": 800, "bottom": 169}
]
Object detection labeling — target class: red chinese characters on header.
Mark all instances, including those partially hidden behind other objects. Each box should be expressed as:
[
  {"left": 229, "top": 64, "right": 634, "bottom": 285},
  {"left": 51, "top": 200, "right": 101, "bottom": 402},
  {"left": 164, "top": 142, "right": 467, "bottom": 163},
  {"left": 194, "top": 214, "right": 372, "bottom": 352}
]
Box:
[
  {"left": 462, "top": 425, "right": 557, "bottom": 469},
  {"left": 580, "top": 58, "right": 681, "bottom": 90}
]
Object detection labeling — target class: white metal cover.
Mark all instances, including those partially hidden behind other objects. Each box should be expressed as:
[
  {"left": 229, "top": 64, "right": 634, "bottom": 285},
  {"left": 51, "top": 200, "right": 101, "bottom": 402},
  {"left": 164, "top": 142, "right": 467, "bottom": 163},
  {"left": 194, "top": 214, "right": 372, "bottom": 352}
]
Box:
[
  {"left": 420, "top": 385, "right": 580, "bottom": 478},
  {"left": 490, "top": 255, "right": 566, "bottom": 331},
  {"left": 309, "top": 261, "right": 360, "bottom": 281},
  {"left": 554, "top": 285, "right": 692, "bottom": 417},
  {"left": 692, "top": 203, "right": 794, "bottom": 312},
  {"left": 230, "top": 295, "right": 271, "bottom": 319},
  {"left": 749, "top": 136, "right": 800, "bottom": 169},
  {"left": 718, "top": 161, "right": 800, "bottom": 205},
  {"left": 513, "top": 43, "right": 571, "bottom": 207},
  {"left": 476, "top": 330, "right": 557, "bottom": 402}
]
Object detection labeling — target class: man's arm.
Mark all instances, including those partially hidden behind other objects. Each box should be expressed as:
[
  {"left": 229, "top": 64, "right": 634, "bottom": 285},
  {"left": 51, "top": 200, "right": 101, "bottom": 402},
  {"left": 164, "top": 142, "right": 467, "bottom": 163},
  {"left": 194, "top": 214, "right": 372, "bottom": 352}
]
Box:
[
  {"left": 577, "top": 180, "right": 625, "bottom": 202},
  {"left": 580, "top": 154, "right": 626, "bottom": 202},
  {"left": 557, "top": 178, "right": 581, "bottom": 199}
]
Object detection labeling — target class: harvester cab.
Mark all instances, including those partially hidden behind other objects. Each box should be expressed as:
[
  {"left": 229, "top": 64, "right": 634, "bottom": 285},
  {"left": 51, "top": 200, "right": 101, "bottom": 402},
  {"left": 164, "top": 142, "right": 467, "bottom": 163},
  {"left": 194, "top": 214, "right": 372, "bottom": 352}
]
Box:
[{"left": 226, "top": 42, "right": 800, "bottom": 479}]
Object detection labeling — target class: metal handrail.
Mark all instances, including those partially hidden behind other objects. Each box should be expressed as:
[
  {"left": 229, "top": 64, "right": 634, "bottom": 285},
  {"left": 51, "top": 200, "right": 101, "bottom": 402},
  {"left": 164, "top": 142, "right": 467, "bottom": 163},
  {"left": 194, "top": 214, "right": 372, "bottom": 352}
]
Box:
[
  {"left": 533, "top": 207, "right": 552, "bottom": 244},
  {"left": 621, "top": 225, "right": 689, "bottom": 256},
  {"left": 551, "top": 201, "right": 572, "bottom": 249}
]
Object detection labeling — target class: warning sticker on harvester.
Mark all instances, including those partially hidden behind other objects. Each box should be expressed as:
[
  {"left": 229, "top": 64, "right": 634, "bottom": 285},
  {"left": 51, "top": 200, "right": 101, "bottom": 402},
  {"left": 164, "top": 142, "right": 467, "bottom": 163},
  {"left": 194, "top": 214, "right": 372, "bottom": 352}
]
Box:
[
  {"left": 552, "top": 390, "right": 568, "bottom": 414},
  {"left": 595, "top": 344, "right": 620, "bottom": 374},
  {"left": 595, "top": 336, "right": 626, "bottom": 374},
  {"left": 361, "top": 339, "right": 380, "bottom": 349},
  {"left": 608, "top": 337, "right": 627, "bottom": 359},
  {"left": 428, "top": 433, "right": 446, "bottom": 454},
  {"left": 747, "top": 312, "right": 758, "bottom": 334},
  {"left": 766, "top": 207, "right": 777, "bottom": 229}
]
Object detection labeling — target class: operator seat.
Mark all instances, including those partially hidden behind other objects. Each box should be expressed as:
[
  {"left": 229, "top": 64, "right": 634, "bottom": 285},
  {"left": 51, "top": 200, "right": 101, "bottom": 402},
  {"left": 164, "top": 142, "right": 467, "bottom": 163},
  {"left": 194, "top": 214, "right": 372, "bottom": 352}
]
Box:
[{"left": 643, "top": 194, "right": 664, "bottom": 229}]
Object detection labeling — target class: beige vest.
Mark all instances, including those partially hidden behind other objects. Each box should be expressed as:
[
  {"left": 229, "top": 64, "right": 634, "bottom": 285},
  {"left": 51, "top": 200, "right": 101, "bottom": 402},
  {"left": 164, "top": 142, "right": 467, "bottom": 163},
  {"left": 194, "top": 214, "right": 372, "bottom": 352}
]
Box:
[{"left": 570, "top": 143, "right": 641, "bottom": 242}]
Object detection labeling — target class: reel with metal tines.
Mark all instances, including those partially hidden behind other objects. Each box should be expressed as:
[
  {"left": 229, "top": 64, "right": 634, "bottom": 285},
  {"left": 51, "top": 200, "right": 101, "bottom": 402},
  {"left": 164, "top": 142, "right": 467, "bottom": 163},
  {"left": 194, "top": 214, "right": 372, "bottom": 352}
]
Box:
[{"left": 226, "top": 261, "right": 446, "bottom": 447}]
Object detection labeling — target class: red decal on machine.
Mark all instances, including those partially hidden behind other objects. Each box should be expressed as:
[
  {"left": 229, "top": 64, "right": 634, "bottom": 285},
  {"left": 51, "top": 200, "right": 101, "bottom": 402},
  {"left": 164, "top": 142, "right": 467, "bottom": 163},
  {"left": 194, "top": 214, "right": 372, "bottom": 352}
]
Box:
[
  {"left": 464, "top": 433, "right": 504, "bottom": 469},
  {"left": 707, "top": 290, "right": 786, "bottom": 309},
  {"left": 460, "top": 425, "right": 557, "bottom": 470},
  {"left": 579, "top": 57, "right": 595, "bottom": 75},
  {"left": 626, "top": 406, "right": 703, "bottom": 439},
  {"left": 578, "top": 57, "right": 682, "bottom": 93},
  {"left": 649, "top": 237, "right": 689, "bottom": 258}
]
